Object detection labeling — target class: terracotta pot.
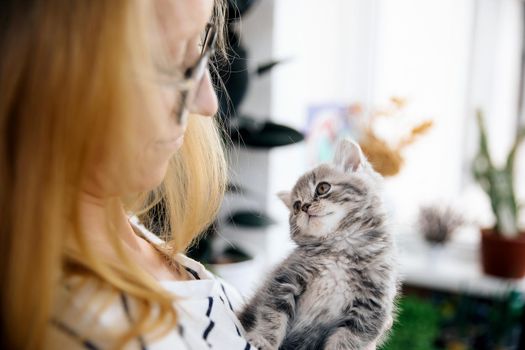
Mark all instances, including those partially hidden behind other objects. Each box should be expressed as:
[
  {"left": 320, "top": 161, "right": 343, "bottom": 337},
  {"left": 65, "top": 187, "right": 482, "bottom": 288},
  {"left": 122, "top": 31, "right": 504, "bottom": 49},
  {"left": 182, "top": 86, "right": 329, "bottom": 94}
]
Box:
[{"left": 480, "top": 228, "right": 525, "bottom": 279}]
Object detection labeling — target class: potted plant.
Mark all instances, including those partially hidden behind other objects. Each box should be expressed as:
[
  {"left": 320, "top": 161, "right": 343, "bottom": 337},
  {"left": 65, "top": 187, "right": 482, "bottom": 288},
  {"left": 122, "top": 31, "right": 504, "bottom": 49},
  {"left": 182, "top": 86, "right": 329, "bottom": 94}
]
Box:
[{"left": 472, "top": 110, "right": 525, "bottom": 278}]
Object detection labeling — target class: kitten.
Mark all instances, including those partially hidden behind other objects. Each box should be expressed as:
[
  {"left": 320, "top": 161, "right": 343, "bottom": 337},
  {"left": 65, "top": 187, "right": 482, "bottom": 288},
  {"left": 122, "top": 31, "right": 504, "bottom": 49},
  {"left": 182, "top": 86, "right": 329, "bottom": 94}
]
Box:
[{"left": 237, "top": 139, "right": 398, "bottom": 350}]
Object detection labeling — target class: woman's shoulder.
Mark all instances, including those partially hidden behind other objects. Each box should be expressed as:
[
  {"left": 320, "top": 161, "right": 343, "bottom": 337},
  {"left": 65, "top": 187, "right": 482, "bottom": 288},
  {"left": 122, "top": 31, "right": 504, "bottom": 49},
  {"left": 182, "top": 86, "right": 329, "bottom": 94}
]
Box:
[
  {"left": 50, "top": 276, "right": 182, "bottom": 349},
  {"left": 51, "top": 270, "right": 248, "bottom": 350},
  {"left": 128, "top": 215, "right": 215, "bottom": 281},
  {"left": 175, "top": 253, "right": 216, "bottom": 281},
  {"left": 49, "top": 223, "right": 247, "bottom": 349},
  {"left": 127, "top": 216, "right": 240, "bottom": 288}
]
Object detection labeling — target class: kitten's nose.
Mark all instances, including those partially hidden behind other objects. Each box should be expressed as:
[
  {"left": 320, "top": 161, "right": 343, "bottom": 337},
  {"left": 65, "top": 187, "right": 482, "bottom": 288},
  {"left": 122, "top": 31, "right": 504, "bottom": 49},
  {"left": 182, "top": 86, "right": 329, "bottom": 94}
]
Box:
[{"left": 301, "top": 203, "right": 311, "bottom": 213}]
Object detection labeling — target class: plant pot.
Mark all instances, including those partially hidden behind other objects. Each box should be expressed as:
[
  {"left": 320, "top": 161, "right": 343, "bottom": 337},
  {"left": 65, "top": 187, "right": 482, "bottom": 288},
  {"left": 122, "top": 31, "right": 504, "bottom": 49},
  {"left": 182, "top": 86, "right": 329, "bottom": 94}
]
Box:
[{"left": 480, "top": 228, "right": 525, "bottom": 279}]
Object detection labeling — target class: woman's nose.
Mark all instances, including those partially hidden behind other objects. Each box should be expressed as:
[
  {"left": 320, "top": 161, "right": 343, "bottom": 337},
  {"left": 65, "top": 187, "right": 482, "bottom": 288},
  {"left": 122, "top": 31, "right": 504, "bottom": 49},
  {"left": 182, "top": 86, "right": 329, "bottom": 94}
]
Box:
[
  {"left": 188, "top": 70, "right": 218, "bottom": 117},
  {"left": 301, "top": 203, "right": 311, "bottom": 213}
]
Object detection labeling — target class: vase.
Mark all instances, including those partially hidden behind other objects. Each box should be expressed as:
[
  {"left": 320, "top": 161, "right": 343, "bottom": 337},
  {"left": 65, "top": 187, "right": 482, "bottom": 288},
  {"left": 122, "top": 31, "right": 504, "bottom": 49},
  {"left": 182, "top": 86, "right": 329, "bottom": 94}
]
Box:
[{"left": 480, "top": 228, "right": 525, "bottom": 279}]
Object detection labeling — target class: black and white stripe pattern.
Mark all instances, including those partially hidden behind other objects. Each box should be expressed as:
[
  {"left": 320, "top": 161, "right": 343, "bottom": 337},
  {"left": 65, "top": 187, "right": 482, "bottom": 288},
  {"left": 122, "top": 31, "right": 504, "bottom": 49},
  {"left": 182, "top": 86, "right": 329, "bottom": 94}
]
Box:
[
  {"left": 202, "top": 297, "right": 215, "bottom": 347},
  {"left": 51, "top": 319, "right": 101, "bottom": 350},
  {"left": 52, "top": 257, "right": 255, "bottom": 350},
  {"left": 121, "top": 293, "right": 148, "bottom": 350}
]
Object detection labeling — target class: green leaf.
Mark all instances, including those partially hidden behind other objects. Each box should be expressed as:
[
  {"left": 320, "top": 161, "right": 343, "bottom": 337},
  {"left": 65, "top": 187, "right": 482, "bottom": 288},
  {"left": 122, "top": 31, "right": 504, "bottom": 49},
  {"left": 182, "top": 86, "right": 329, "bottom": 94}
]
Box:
[
  {"left": 506, "top": 126, "right": 525, "bottom": 173},
  {"left": 476, "top": 110, "right": 494, "bottom": 168}
]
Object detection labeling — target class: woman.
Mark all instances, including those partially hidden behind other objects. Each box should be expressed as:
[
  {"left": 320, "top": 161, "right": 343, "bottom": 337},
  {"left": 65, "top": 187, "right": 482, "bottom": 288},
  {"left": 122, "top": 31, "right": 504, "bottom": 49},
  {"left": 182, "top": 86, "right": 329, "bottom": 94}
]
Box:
[
  {"left": 0, "top": 0, "right": 241, "bottom": 348},
  {"left": 0, "top": 1, "right": 379, "bottom": 349}
]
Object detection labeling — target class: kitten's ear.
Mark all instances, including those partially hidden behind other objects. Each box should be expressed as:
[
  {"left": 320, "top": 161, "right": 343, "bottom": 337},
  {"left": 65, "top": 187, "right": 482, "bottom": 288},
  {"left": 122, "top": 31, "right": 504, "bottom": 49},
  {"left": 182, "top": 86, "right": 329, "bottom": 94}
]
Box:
[
  {"left": 277, "top": 191, "right": 292, "bottom": 210},
  {"left": 333, "top": 138, "right": 365, "bottom": 172}
]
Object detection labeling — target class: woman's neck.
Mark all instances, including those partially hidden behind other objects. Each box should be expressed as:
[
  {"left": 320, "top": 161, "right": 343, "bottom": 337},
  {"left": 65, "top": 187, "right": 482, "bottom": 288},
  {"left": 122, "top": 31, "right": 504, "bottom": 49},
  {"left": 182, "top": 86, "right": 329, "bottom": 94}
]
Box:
[
  {"left": 78, "top": 191, "right": 189, "bottom": 281},
  {"left": 78, "top": 191, "right": 143, "bottom": 254}
]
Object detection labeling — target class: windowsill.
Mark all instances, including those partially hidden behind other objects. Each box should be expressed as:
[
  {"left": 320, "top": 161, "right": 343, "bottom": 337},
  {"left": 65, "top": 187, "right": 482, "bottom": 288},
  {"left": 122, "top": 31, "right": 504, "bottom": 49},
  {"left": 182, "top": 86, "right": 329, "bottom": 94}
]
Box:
[{"left": 396, "top": 225, "right": 525, "bottom": 297}]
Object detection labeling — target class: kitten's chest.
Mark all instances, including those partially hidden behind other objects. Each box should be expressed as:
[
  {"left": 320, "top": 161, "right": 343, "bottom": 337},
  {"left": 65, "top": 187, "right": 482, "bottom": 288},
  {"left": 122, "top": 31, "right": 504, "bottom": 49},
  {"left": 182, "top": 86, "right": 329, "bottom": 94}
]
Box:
[{"left": 297, "top": 257, "right": 356, "bottom": 317}]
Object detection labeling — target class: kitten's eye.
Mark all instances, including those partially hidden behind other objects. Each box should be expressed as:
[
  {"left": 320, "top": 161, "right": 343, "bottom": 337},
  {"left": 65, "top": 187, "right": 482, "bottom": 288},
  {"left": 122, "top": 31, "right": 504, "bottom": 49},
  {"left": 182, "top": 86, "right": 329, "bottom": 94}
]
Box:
[
  {"left": 316, "top": 182, "right": 331, "bottom": 195},
  {"left": 293, "top": 201, "right": 301, "bottom": 214}
]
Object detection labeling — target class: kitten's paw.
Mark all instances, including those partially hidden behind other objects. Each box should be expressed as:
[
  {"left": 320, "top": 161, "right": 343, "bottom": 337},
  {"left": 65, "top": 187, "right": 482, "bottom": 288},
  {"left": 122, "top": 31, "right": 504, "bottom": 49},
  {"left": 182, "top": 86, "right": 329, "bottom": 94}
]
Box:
[{"left": 246, "top": 332, "right": 274, "bottom": 350}]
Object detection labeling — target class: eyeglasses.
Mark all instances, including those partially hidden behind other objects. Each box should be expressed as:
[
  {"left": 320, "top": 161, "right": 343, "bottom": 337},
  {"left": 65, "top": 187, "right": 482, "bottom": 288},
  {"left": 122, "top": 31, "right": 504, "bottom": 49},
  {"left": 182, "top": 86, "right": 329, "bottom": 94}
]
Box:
[{"left": 159, "top": 23, "right": 217, "bottom": 126}]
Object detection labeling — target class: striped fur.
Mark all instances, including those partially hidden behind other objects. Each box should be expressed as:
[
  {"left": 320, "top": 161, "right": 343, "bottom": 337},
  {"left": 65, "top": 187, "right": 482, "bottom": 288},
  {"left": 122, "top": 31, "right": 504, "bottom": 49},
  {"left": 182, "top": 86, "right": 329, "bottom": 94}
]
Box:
[{"left": 237, "top": 140, "right": 398, "bottom": 350}]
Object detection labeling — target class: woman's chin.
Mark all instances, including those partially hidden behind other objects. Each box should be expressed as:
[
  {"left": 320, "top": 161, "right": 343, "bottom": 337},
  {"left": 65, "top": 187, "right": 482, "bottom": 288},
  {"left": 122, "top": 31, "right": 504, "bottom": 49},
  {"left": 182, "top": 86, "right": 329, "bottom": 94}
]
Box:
[
  {"left": 130, "top": 160, "right": 171, "bottom": 193},
  {"left": 132, "top": 136, "right": 186, "bottom": 192}
]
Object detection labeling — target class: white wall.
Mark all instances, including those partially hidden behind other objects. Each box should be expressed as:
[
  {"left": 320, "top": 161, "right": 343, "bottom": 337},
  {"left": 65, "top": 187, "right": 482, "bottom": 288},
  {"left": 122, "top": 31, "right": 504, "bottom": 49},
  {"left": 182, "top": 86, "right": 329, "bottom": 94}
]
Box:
[
  {"left": 224, "top": 0, "right": 525, "bottom": 268},
  {"left": 372, "top": 0, "right": 476, "bottom": 221}
]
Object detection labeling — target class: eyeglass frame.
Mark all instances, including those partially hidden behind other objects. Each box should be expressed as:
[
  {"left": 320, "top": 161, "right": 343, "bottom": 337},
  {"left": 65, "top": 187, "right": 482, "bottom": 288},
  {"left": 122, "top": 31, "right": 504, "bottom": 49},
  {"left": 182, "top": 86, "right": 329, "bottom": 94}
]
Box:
[{"left": 160, "top": 23, "right": 218, "bottom": 126}]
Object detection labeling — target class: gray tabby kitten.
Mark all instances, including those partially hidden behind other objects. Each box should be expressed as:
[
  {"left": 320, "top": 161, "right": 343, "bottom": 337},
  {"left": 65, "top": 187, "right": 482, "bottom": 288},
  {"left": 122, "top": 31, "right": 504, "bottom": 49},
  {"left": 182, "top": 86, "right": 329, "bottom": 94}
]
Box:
[{"left": 238, "top": 139, "right": 398, "bottom": 350}]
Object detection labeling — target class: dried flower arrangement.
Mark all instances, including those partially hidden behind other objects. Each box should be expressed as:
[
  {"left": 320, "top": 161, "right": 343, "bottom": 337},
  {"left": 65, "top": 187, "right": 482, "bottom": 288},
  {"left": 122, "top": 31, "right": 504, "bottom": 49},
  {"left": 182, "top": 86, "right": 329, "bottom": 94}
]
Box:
[
  {"left": 418, "top": 204, "right": 464, "bottom": 245},
  {"left": 354, "top": 97, "right": 433, "bottom": 177}
]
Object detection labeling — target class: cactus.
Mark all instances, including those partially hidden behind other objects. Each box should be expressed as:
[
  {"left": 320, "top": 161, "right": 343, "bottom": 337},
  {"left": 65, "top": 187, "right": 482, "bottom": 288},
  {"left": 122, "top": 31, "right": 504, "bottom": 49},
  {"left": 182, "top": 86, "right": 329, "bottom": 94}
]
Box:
[{"left": 472, "top": 110, "right": 525, "bottom": 237}]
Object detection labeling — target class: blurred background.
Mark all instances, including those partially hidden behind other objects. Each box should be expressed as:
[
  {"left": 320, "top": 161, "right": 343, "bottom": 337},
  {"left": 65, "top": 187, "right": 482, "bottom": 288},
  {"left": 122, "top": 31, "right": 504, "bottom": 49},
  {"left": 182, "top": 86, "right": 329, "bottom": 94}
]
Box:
[{"left": 191, "top": 0, "right": 525, "bottom": 348}]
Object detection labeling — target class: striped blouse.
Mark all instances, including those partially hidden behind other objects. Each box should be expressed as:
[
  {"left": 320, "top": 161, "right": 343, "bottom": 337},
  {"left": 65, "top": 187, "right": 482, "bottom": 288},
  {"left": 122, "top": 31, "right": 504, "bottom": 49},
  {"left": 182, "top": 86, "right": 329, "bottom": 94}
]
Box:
[{"left": 48, "top": 218, "right": 255, "bottom": 350}]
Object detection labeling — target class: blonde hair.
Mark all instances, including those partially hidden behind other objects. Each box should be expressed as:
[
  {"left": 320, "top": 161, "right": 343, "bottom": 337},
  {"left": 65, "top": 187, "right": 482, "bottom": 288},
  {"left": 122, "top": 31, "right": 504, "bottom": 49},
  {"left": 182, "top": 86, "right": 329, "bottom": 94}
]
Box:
[{"left": 0, "top": 1, "right": 227, "bottom": 349}]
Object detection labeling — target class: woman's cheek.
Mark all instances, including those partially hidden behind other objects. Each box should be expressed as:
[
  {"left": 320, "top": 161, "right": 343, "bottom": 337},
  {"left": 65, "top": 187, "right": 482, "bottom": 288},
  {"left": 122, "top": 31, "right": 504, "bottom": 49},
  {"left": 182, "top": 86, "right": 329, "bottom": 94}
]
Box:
[
  {"left": 141, "top": 83, "right": 178, "bottom": 135},
  {"left": 126, "top": 87, "right": 181, "bottom": 192}
]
